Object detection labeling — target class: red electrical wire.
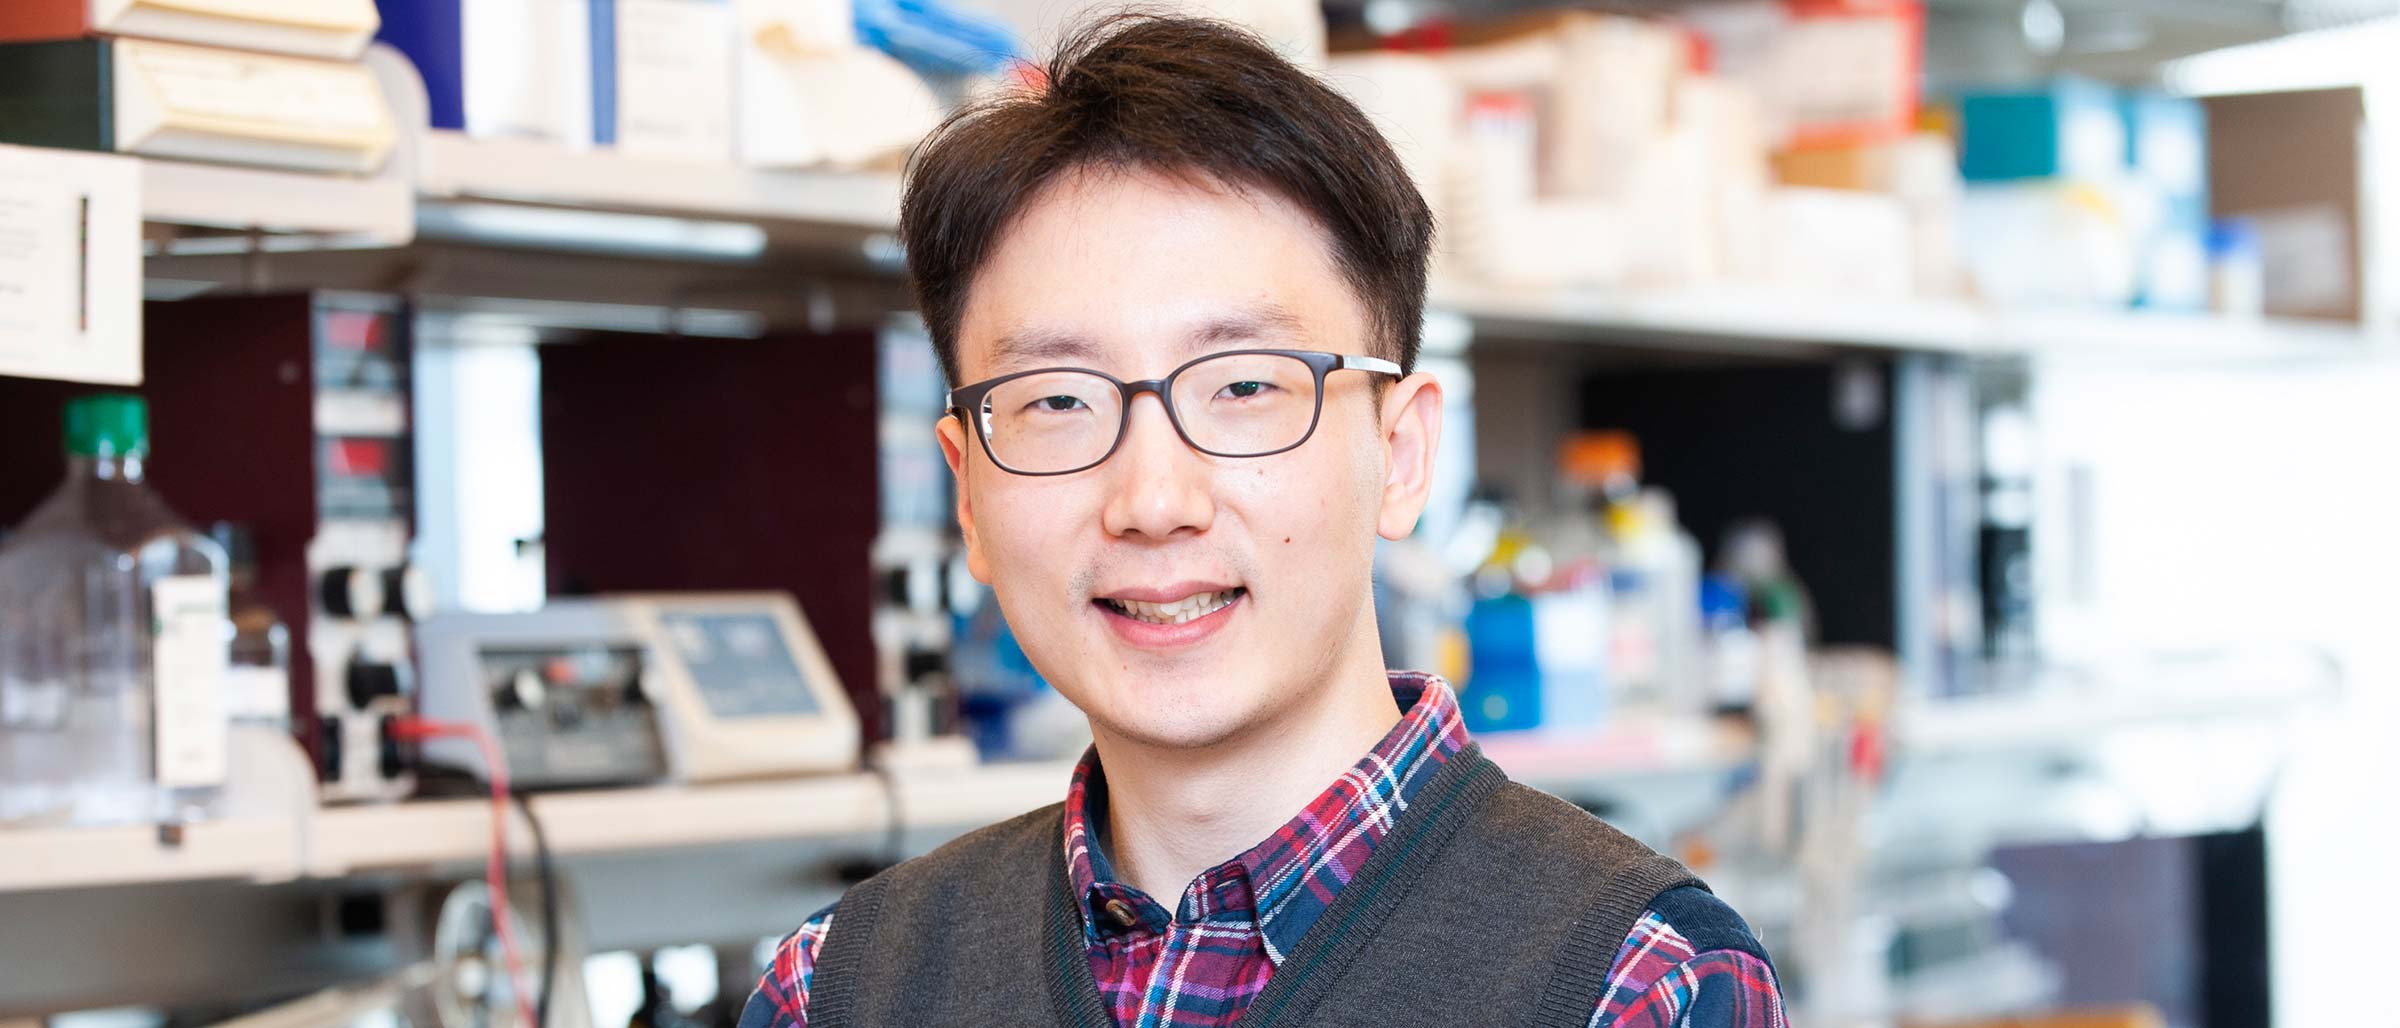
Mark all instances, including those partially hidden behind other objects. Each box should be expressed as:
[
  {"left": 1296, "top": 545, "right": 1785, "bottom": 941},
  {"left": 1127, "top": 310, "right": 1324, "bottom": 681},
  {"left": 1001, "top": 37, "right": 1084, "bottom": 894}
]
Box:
[{"left": 391, "top": 717, "right": 540, "bottom": 1028}]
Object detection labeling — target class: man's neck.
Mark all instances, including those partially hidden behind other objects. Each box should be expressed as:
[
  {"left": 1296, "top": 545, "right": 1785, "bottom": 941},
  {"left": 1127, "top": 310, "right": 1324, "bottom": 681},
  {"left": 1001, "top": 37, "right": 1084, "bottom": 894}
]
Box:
[{"left": 1091, "top": 659, "right": 1406, "bottom": 908}]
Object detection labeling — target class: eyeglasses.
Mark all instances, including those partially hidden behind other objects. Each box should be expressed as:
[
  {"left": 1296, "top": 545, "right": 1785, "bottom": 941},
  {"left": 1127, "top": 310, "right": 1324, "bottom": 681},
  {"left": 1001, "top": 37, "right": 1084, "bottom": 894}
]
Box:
[{"left": 948, "top": 349, "right": 1402, "bottom": 476}]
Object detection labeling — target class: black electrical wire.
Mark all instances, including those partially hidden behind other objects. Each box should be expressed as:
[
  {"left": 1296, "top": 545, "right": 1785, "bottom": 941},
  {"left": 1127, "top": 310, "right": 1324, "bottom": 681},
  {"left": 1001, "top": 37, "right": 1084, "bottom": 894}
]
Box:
[
  {"left": 420, "top": 764, "right": 561, "bottom": 1028},
  {"left": 832, "top": 762, "right": 907, "bottom": 885},
  {"left": 511, "top": 789, "right": 560, "bottom": 1028}
]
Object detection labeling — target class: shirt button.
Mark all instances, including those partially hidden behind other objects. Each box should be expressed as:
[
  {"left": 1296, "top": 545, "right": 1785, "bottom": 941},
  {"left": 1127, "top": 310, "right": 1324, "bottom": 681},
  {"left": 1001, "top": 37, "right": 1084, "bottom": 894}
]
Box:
[{"left": 1103, "top": 899, "right": 1140, "bottom": 928}]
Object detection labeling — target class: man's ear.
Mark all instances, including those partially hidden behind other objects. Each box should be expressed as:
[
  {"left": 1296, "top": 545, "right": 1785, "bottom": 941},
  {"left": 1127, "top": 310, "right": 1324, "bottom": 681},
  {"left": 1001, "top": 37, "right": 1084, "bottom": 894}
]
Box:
[
  {"left": 936, "top": 414, "right": 995, "bottom": 583},
  {"left": 1376, "top": 372, "right": 1444, "bottom": 541}
]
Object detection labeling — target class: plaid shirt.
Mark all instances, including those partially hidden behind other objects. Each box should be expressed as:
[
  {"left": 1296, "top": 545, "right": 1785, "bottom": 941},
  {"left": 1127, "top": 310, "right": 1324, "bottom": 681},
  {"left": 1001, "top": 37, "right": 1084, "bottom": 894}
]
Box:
[{"left": 743, "top": 672, "right": 1786, "bottom": 1028}]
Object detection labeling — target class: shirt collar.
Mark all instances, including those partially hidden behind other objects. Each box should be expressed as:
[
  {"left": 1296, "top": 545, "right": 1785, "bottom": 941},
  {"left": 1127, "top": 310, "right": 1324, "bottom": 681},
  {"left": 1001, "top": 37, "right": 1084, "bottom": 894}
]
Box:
[{"left": 1060, "top": 670, "right": 1472, "bottom": 961}]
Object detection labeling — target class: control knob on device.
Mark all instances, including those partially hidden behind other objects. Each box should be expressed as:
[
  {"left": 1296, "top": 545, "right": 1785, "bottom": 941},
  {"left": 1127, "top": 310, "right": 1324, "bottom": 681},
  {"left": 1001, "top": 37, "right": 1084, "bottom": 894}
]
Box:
[
  {"left": 319, "top": 566, "right": 385, "bottom": 618},
  {"left": 495, "top": 667, "right": 546, "bottom": 712},
  {"left": 346, "top": 660, "right": 405, "bottom": 709}
]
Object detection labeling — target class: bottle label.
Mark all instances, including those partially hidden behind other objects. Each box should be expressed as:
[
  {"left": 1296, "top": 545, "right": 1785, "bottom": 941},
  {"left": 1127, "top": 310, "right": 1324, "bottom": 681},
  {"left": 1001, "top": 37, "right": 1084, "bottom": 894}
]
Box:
[
  {"left": 223, "top": 666, "right": 291, "bottom": 723},
  {"left": 153, "top": 575, "right": 231, "bottom": 789}
]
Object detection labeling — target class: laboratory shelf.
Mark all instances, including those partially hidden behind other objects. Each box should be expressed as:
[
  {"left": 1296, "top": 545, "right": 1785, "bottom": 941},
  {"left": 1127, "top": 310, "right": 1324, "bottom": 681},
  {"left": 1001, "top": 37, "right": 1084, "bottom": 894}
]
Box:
[
  {"left": 0, "top": 815, "right": 299, "bottom": 894},
  {"left": 142, "top": 154, "right": 414, "bottom": 249},
  {"left": 1432, "top": 279, "right": 2390, "bottom": 360},
  {"left": 1432, "top": 280, "right": 1993, "bottom": 355},
  {"left": 307, "top": 774, "right": 889, "bottom": 877},
  {"left": 1894, "top": 655, "right": 2339, "bottom": 759},
  {"left": 0, "top": 758, "right": 1075, "bottom": 895},
  {"left": 415, "top": 132, "right": 903, "bottom": 234},
  {"left": 305, "top": 758, "right": 1073, "bottom": 877},
  {"left": 112, "top": 132, "right": 2384, "bottom": 363}
]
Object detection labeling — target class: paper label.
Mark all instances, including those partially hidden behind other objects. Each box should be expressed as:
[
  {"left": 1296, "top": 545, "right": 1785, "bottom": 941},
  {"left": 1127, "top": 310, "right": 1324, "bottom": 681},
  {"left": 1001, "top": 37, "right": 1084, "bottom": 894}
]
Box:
[
  {"left": 222, "top": 665, "right": 291, "bottom": 722},
  {"left": 0, "top": 146, "right": 141, "bottom": 385},
  {"left": 152, "top": 575, "right": 231, "bottom": 789},
  {"left": 617, "top": 0, "right": 735, "bottom": 158}
]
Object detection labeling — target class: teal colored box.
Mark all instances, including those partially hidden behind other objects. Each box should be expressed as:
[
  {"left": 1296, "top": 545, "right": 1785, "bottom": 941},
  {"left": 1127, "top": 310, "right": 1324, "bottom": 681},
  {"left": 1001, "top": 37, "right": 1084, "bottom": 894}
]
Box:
[{"left": 1955, "top": 79, "right": 2127, "bottom": 182}]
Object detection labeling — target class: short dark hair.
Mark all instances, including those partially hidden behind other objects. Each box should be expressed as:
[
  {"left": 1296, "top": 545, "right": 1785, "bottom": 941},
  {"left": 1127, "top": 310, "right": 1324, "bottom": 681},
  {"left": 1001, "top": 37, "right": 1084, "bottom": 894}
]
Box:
[{"left": 900, "top": 13, "right": 1434, "bottom": 387}]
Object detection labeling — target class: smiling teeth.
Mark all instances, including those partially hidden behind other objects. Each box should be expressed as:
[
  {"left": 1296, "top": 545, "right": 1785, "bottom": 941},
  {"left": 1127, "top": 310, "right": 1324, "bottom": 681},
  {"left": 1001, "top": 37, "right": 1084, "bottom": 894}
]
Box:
[{"left": 1105, "top": 589, "right": 1240, "bottom": 625}]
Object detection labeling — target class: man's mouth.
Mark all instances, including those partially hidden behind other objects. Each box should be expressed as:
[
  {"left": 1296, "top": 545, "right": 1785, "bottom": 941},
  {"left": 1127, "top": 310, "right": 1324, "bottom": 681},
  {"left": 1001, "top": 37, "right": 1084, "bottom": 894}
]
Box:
[{"left": 1095, "top": 587, "right": 1247, "bottom": 626}]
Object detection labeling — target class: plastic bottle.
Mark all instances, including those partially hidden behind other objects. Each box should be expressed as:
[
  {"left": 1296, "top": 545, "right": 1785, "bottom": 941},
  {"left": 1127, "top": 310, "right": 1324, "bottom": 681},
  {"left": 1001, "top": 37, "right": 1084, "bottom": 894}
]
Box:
[
  {"left": 1608, "top": 490, "right": 1702, "bottom": 711},
  {"left": 0, "top": 395, "right": 230, "bottom": 825},
  {"left": 211, "top": 523, "right": 292, "bottom": 731},
  {"left": 1700, "top": 575, "right": 1759, "bottom": 715},
  {"left": 1562, "top": 432, "right": 1700, "bottom": 711},
  {"left": 1459, "top": 518, "right": 1556, "bottom": 734}
]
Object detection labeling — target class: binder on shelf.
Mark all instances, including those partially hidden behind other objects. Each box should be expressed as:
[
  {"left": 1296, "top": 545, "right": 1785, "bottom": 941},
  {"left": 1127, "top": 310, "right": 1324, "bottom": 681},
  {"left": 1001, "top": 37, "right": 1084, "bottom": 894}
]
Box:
[
  {"left": 0, "top": 0, "right": 381, "bottom": 60},
  {"left": 0, "top": 37, "right": 396, "bottom": 174},
  {"left": 374, "top": 0, "right": 594, "bottom": 147},
  {"left": 592, "top": 0, "right": 735, "bottom": 160}
]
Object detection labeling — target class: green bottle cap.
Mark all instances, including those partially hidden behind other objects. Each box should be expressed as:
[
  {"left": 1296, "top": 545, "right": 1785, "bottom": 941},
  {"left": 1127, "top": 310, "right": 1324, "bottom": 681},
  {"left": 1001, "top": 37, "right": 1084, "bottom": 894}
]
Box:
[{"left": 64, "top": 394, "right": 149, "bottom": 460}]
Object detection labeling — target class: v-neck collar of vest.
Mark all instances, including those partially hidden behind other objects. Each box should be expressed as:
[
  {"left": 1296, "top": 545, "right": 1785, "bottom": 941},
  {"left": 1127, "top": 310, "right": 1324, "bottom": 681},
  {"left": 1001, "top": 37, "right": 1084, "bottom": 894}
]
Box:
[
  {"left": 1062, "top": 672, "right": 1469, "bottom": 957},
  {"left": 1040, "top": 742, "right": 1509, "bottom": 1028}
]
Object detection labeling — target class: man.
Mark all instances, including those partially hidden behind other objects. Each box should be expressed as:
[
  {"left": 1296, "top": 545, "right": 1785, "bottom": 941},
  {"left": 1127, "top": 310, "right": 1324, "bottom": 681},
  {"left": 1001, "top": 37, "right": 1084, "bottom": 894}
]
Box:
[{"left": 742, "top": 14, "right": 1784, "bottom": 1028}]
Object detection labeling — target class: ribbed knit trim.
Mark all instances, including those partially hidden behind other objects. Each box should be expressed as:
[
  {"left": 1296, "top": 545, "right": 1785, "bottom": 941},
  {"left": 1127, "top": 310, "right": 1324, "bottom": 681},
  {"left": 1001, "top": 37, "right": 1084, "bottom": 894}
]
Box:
[
  {"left": 1044, "top": 822, "right": 1119, "bottom": 1028},
  {"left": 806, "top": 871, "right": 891, "bottom": 1028},
  {"left": 1226, "top": 743, "right": 1509, "bottom": 1028},
  {"left": 1528, "top": 853, "right": 1704, "bottom": 1028}
]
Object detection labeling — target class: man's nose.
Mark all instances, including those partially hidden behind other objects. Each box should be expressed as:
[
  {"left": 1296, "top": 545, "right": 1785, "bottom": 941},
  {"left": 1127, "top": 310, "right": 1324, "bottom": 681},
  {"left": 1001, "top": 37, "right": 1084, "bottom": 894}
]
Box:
[{"left": 1097, "top": 392, "right": 1216, "bottom": 540}]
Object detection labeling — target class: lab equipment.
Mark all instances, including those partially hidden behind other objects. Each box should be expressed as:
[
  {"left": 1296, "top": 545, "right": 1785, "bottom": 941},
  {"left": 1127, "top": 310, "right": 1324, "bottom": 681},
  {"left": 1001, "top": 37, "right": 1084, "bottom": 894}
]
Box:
[{"left": 415, "top": 592, "right": 860, "bottom": 788}]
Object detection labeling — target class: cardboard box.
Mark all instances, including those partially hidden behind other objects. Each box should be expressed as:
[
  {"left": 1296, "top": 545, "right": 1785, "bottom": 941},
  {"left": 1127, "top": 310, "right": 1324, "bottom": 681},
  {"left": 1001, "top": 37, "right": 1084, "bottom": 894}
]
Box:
[
  {"left": 1681, "top": 0, "right": 1923, "bottom": 148},
  {"left": 2204, "top": 86, "right": 2372, "bottom": 322}
]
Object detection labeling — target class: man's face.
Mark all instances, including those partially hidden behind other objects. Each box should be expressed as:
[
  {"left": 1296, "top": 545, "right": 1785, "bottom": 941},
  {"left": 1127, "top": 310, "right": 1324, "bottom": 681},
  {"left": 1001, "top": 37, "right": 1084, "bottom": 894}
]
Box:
[{"left": 936, "top": 167, "right": 1441, "bottom": 753}]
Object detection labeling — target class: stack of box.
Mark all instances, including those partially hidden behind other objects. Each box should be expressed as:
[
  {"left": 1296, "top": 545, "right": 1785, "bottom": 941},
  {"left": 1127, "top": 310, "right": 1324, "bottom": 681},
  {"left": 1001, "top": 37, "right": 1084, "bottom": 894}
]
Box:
[
  {"left": 1711, "top": 0, "right": 1934, "bottom": 300},
  {"left": 1332, "top": 10, "right": 1774, "bottom": 293},
  {"left": 1331, "top": 2, "right": 1935, "bottom": 300},
  {"left": 0, "top": 0, "right": 397, "bottom": 173},
  {"left": 1940, "top": 78, "right": 2213, "bottom": 311}
]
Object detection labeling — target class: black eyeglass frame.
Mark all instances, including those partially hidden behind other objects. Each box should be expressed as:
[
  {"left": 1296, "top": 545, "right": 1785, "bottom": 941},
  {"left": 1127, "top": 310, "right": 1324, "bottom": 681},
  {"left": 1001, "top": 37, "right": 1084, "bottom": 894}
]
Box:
[{"left": 946, "top": 348, "right": 1403, "bottom": 477}]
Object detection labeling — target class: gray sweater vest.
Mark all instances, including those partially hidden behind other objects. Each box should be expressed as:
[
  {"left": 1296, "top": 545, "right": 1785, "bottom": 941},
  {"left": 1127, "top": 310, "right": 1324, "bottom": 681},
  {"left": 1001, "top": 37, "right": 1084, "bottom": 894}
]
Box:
[{"left": 805, "top": 744, "right": 1734, "bottom": 1028}]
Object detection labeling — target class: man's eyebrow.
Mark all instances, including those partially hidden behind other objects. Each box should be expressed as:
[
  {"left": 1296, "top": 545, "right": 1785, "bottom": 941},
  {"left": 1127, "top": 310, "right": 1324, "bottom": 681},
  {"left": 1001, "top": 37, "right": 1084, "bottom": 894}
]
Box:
[
  {"left": 988, "top": 328, "right": 1101, "bottom": 371},
  {"left": 1185, "top": 304, "right": 1309, "bottom": 351}
]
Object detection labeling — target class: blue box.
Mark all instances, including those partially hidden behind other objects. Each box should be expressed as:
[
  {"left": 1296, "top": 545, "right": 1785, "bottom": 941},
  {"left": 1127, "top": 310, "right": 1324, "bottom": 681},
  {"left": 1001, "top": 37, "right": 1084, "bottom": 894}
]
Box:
[
  {"left": 2122, "top": 90, "right": 2207, "bottom": 208},
  {"left": 1953, "top": 79, "right": 2126, "bottom": 183},
  {"left": 2122, "top": 91, "right": 2210, "bottom": 309}
]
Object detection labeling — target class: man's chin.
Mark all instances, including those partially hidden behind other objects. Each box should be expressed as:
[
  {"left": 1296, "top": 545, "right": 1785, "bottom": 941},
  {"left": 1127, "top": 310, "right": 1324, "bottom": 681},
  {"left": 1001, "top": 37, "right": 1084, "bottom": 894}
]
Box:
[{"left": 1088, "top": 694, "right": 1266, "bottom": 754}]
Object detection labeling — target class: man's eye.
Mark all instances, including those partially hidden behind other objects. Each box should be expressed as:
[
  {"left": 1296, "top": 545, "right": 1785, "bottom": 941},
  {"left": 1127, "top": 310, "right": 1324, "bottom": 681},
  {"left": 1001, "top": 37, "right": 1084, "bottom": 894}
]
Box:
[
  {"left": 1218, "top": 381, "right": 1271, "bottom": 400},
  {"left": 1029, "top": 395, "right": 1088, "bottom": 412}
]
